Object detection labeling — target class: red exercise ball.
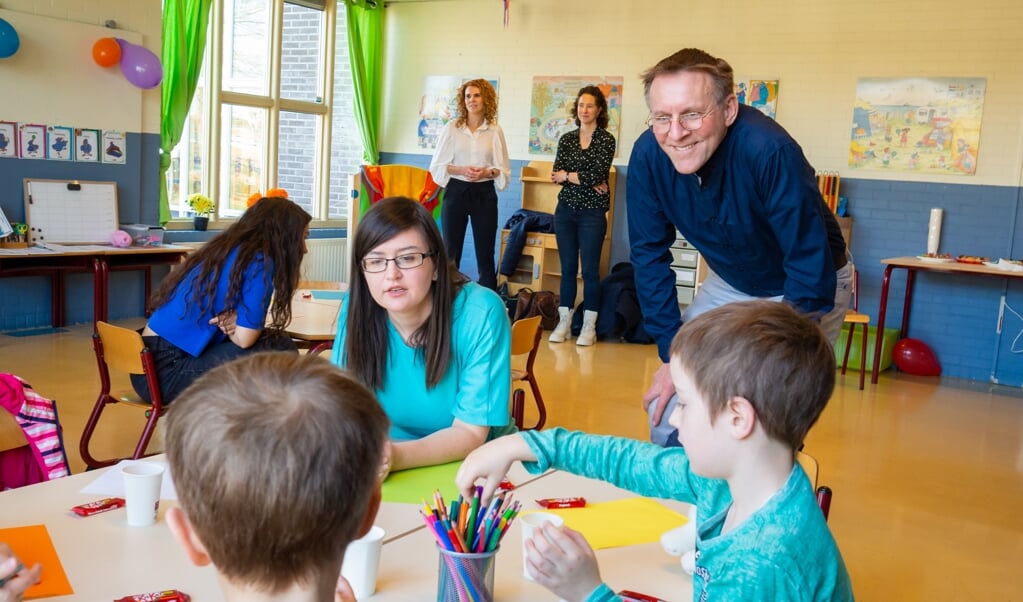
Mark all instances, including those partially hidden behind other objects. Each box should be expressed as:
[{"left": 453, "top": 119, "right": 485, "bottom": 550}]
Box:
[
  {"left": 892, "top": 338, "right": 941, "bottom": 376},
  {"left": 92, "top": 37, "right": 121, "bottom": 68}
]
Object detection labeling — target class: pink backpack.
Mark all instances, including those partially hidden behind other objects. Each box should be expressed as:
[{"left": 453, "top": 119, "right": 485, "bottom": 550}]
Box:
[{"left": 0, "top": 373, "right": 71, "bottom": 489}]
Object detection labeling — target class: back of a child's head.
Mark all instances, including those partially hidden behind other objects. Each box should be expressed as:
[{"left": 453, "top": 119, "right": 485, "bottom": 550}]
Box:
[
  {"left": 165, "top": 352, "right": 389, "bottom": 593},
  {"left": 669, "top": 300, "right": 835, "bottom": 449}
]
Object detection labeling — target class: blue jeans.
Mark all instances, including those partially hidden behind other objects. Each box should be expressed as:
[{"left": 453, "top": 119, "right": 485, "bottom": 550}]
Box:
[{"left": 554, "top": 204, "right": 606, "bottom": 311}]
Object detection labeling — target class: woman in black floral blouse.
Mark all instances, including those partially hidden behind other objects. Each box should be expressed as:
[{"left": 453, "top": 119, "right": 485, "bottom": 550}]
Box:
[{"left": 548, "top": 86, "right": 616, "bottom": 346}]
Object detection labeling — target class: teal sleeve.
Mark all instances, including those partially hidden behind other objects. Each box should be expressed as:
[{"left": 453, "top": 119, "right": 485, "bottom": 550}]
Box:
[
  {"left": 328, "top": 296, "right": 349, "bottom": 366},
  {"left": 451, "top": 285, "right": 511, "bottom": 428},
  {"left": 584, "top": 583, "right": 621, "bottom": 602}
]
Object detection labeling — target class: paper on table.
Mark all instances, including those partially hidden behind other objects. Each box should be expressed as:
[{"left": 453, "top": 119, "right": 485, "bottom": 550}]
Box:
[
  {"left": 524, "top": 498, "right": 687, "bottom": 550},
  {"left": 79, "top": 459, "right": 178, "bottom": 500},
  {"left": 381, "top": 461, "right": 462, "bottom": 504},
  {"left": 0, "top": 524, "right": 74, "bottom": 598}
]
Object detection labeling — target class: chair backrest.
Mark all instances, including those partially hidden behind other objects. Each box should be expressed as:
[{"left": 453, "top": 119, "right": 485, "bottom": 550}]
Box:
[
  {"left": 511, "top": 315, "right": 543, "bottom": 361},
  {"left": 96, "top": 321, "right": 148, "bottom": 375}
]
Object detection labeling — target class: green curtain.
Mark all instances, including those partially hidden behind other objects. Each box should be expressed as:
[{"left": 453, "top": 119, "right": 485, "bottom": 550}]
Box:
[
  {"left": 159, "top": 0, "right": 213, "bottom": 224},
  {"left": 346, "top": 1, "right": 383, "bottom": 165}
]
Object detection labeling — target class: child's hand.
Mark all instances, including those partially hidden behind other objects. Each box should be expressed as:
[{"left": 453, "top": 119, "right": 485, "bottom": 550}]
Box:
[
  {"left": 454, "top": 434, "right": 534, "bottom": 501},
  {"left": 0, "top": 547, "right": 42, "bottom": 602},
  {"left": 526, "top": 523, "right": 602, "bottom": 602}
]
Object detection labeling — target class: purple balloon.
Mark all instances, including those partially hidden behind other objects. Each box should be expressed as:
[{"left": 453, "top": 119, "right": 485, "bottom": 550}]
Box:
[{"left": 117, "top": 38, "right": 163, "bottom": 89}]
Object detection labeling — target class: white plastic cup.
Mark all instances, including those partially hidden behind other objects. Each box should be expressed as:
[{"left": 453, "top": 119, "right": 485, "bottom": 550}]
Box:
[
  {"left": 340, "top": 526, "right": 385, "bottom": 600},
  {"left": 519, "top": 511, "right": 564, "bottom": 581},
  {"left": 121, "top": 463, "right": 165, "bottom": 526}
]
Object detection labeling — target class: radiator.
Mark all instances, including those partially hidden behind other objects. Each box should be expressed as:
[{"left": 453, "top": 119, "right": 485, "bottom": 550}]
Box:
[{"left": 301, "top": 238, "right": 348, "bottom": 283}]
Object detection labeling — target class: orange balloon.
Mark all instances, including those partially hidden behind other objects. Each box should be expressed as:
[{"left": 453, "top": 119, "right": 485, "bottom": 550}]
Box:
[{"left": 92, "top": 37, "right": 121, "bottom": 68}]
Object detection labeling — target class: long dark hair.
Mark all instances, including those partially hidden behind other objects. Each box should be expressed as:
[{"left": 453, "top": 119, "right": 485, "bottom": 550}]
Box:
[
  {"left": 149, "top": 197, "right": 310, "bottom": 332},
  {"left": 571, "top": 85, "right": 610, "bottom": 129},
  {"left": 344, "top": 197, "right": 467, "bottom": 390}
]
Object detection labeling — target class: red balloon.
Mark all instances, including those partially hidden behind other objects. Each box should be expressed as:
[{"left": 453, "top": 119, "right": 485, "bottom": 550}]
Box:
[
  {"left": 892, "top": 338, "right": 941, "bottom": 376},
  {"left": 92, "top": 37, "right": 121, "bottom": 68}
]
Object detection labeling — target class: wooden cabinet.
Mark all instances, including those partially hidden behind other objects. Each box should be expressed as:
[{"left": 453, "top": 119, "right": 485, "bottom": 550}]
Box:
[{"left": 499, "top": 160, "right": 616, "bottom": 308}]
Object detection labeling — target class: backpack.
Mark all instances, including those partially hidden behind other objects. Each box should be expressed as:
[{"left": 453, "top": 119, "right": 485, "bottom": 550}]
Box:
[{"left": 512, "top": 288, "right": 560, "bottom": 330}]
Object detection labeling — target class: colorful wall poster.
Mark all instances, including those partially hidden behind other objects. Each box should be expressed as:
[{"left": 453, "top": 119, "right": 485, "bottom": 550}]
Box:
[
  {"left": 849, "top": 77, "right": 986, "bottom": 175},
  {"left": 528, "top": 76, "right": 623, "bottom": 155}
]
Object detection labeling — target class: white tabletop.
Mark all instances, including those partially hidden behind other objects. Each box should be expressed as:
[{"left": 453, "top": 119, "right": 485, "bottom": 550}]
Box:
[{"left": 367, "top": 470, "right": 694, "bottom": 601}]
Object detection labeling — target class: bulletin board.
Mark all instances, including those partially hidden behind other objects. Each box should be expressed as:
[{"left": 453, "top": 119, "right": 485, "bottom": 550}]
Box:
[{"left": 23, "top": 179, "right": 118, "bottom": 245}]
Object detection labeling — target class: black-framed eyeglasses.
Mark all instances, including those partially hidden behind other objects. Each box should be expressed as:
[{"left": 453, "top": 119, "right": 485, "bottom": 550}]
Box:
[
  {"left": 361, "top": 252, "right": 434, "bottom": 273},
  {"left": 646, "top": 107, "right": 716, "bottom": 133}
]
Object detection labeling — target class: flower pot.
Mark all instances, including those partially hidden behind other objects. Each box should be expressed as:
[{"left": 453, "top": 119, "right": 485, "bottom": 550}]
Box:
[{"left": 193, "top": 216, "right": 209, "bottom": 231}]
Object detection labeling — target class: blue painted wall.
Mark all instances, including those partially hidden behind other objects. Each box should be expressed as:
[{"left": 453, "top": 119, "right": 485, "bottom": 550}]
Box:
[{"left": 382, "top": 151, "right": 1023, "bottom": 385}]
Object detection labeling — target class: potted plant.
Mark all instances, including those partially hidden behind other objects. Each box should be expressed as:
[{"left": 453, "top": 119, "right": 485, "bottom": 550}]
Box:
[{"left": 187, "top": 193, "right": 214, "bottom": 231}]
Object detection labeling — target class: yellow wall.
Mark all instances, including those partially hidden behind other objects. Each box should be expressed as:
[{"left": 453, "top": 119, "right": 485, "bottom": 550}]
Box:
[{"left": 380, "top": 0, "right": 1023, "bottom": 187}]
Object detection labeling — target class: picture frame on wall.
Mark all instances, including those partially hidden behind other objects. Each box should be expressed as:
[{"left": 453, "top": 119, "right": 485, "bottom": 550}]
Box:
[
  {"left": 46, "top": 125, "right": 73, "bottom": 160},
  {"left": 101, "top": 130, "right": 126, "bottom": 165},
  {"left": 0, "top": 121, "right": 17, "bottom": 158},
  {"left": 74, "top": 128, "right": 100, "bottom": 162},
  {"left": 18, "top": 123, "right": 46, "bottom": 160}
]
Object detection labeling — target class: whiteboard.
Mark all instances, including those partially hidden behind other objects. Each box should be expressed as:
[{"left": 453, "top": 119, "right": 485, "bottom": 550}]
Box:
[{"left": 24, "top": 179, "right": 119, "bottom": 245}]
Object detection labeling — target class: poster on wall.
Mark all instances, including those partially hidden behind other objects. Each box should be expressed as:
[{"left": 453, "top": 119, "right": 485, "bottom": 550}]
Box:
[
  {"left": 18, "top": 123, "right": 45, "bottom": 160},
  {"left": 46, "top": 126, "right": 73, "bottom": 160},
  {"left": 736, "top": 79, "right": 779, "bottom": 120},
  {"left": 101, "top": 130, "right": 126, "bottom": 165},
  {"left": 528, "top": 76, "right": 623, "bottom": 155},
  {"left": 417, "top": 75, "right": 500, "bottom": 150},
  {"left": 74, "top": 128, "right": 100, "bottom": 162},
  {"left": 0, "top": 122, "right": 16, "bottom": 158},
  {"left": 849, "top": 77, "right": 986, "bottom": 175}
]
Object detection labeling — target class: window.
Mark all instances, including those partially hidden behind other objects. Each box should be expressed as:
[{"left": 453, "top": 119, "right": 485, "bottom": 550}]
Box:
[{"left": 166, "top": 0, "right": 362, "bottom": 226}]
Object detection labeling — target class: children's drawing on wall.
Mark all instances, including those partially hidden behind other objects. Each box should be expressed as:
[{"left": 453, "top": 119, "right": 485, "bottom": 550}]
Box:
[
  {"left": 18, "top": 123, "right": 45, "bottom": 159},
  {"left": 417, "top": 75, "right": 499, "bottom": 150},
  {"left": 849, "top": 77, "right": 986, "bottom": 175},
  {"left": 528, "top": 75, "right": 623, "bottom": 155},
  {"left": 101, "top": 129, "right": 126, "bottom": 164},
  {"left": 46, "top": 125, "right": 73, "bottom": 160},
  {"left": 0, "top": 121, "right": 16, "bottom": 158},
  {"left": 75, "top": 128, "right": 99, "bottom": 162},
  {"left": 747, "top": 80, "right": 778, "bottom": 120}
]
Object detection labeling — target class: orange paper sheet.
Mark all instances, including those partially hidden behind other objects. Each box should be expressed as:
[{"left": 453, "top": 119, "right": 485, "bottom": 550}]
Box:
[
  {"left": 524, "top": 497, "right": 687, "bottom": 550},
  {"left": 0, "top": 524, "right": 73, "bottom": 598}
]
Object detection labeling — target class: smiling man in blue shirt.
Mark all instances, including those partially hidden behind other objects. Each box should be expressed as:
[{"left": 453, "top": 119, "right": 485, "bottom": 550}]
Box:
[{"left": 627, "top": 48, "right": 852, "bottom": 441}]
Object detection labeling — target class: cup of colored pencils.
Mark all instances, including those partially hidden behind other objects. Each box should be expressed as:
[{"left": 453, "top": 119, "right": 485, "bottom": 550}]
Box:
[{"left": 422, "top": 487, "right": 521, "bottom": 602}]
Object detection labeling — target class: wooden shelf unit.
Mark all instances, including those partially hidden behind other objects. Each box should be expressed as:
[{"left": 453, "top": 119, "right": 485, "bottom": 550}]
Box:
[{"left": 499, "top": 160, "right": 616, "bottom": 308}]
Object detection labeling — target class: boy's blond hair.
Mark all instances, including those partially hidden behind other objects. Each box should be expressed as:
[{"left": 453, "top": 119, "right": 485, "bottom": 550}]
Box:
[
  {"left": 669, "top": 300, "right": 835, "bottom": 449},
  {"left": 166, "top": 353, "right": 389, "bottom": 593}
]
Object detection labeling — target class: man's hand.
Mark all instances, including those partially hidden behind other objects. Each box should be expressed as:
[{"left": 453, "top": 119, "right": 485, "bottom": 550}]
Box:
[{"left": 642, "top": 362, "right": 674, "bottom": 425}]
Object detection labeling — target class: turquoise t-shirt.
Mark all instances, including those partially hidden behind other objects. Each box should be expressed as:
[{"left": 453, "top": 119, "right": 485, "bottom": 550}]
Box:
[
  {"left": 520, "top": 428, "right": 854, "bottom": 602},
  {"left": 331, "top": 282, "right": 511, "bottom": 441}
]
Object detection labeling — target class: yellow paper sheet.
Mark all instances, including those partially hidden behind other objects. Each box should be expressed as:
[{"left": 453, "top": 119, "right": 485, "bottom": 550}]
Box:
[
  {"left": 381, "top": 460, "right": 462, "bottom": 504},
  {"left": 0, "top": 524, "right": 74, "bottom": 598},
  {"left": 524, "top": 498, "right": 687, "bottom": 550}
]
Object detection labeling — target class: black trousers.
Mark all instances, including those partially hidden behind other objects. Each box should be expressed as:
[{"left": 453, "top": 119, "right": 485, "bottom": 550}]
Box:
[
  {"left": 441, "top": 178, "right": 498, "bottom": 290},
  {"left": 131, "top": 331, "right": 297, "bottom": 404}
]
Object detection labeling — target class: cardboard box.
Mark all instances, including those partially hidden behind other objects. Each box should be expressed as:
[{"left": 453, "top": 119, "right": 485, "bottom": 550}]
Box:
[{"left": 120, "top": 223, "right": 165, "bottom": 247}]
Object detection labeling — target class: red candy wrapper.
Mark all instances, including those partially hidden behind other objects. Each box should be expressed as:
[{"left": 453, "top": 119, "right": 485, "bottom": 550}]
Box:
[
  {"left": 618, "top": 590, "right": 667, "bottom": 602},
  {"left": 535, "top": 496, "right": 586, "bottom": 509},
  {"left": 114, "top": 590, "right": 191, "bottom": 602},
  {"left": 71, "top": 497, "right": 125, "bottom": 517},
  {"left": 497, "top": 478, "right": 515, "bottom": 491}
]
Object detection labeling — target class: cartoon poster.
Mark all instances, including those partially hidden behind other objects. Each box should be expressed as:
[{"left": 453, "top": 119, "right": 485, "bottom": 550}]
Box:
[
  {"left": 528, "top": 76, "right": 623, "bottom": 155},
  {"left": 417, "top": 76, "right": 500, "bottom": 150},
  {"left": 46, "top": 126, "right": 73, "bottom": 160},
  {"left": 74, "top": 128, "right": 99, "bottom": 162},
  {"left": 0, "top": 121, "right": 16, "bottom": 158},
  {"left": 101, "top": 130, "right": 126, "bottom": 165},
  {"left": 18, "top": 123, "right": 45, "bottom": 159},
  {"left": 848, "top": 77, "right": 986, "bottom": 175}
]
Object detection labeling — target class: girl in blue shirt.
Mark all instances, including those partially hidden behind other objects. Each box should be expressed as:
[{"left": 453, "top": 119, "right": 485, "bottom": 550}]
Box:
[{"left": 133, "top": 196, "right": 310, "bottom": 404}]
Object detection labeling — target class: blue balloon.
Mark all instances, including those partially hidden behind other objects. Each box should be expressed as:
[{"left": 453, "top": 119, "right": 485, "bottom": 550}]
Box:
[
  {"left": 117, "top": 39, "right": 163, "bottom": 89},
  {"left": 0, "top": 17, "right": 20, "bottom": 59}
]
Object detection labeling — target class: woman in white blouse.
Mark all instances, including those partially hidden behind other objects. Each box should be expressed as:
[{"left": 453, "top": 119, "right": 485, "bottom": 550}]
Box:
[{"left": 429, "top": 79, "right": 510, "bottom": 290}]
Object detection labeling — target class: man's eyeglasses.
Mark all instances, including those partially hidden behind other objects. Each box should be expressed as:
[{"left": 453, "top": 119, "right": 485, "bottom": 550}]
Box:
[
  {"left": 646, "top": 108, "right": 716, "bottom": 133},
  {"left": 361, "top": 252, "right": 434, "bottom": 273}
]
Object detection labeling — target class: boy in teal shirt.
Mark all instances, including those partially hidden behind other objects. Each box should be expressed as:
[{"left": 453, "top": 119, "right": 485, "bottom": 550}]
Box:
[{"left": 456, "top": 300, "right": 854, "bottom": 601}]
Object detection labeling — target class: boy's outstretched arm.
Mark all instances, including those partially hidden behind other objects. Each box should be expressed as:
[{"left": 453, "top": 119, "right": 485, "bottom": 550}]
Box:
[{"left": 455, "top": 433, "right": 536, "bottom": 501}]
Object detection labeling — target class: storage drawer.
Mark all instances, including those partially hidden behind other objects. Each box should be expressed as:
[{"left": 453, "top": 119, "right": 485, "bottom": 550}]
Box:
[
  {"left": 676, "top": 285, "right": 695, "bottom": 305},
  {"left": 673, "top": 268, "right": 696, "bottom": 286},
  {"left": 670, "top": 247, "right": 698, "bottom": 268}
]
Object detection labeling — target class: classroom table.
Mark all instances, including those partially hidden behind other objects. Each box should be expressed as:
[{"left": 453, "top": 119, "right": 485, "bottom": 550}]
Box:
[
  {"left": 369, "top": 470, "right": 694, "bottom": 601},
  {"left": 0, "top": 455, "right": 543, "bottom": 601},
  {"left": 287, "top": 287, "right": 346, "bottom": 354},
  {"left": 0, "top": 244, "right": 189, "bottom": 328},
  {"left": 870, "top": 256, "right": 1023, "bottom": 384}
]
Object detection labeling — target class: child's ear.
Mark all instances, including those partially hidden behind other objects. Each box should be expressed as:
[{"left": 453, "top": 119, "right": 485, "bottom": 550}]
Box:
[
  {"left": 356, "top": 482, "right": 383, "bottom": 539},
  {"left": 726, "top": 396, "right": 757, "bottom": 439},
  {"left": 166, "top": 506, "right": 213, "bottom": 567}
]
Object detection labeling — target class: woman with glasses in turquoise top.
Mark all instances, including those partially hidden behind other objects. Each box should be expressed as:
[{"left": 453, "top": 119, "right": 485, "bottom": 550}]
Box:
[{"left": 330, "top": 197, "right": 512, "bottom": 477}]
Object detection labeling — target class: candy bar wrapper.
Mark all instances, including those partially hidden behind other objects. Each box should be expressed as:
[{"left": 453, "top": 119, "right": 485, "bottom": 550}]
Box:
[
  {"left": 535, "top": 496, "right": 586, "bottom": 509},
  {"left": 114, "top": 590, "right": 191, "bottom": 602},
  {"left": 71, "top": 497, "right": 125, "bottom": 517}
]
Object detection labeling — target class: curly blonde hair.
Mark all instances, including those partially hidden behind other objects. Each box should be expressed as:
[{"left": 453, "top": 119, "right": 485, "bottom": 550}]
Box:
[{"left": 455, "top": 78, "right": 498, "bottom": 128}]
